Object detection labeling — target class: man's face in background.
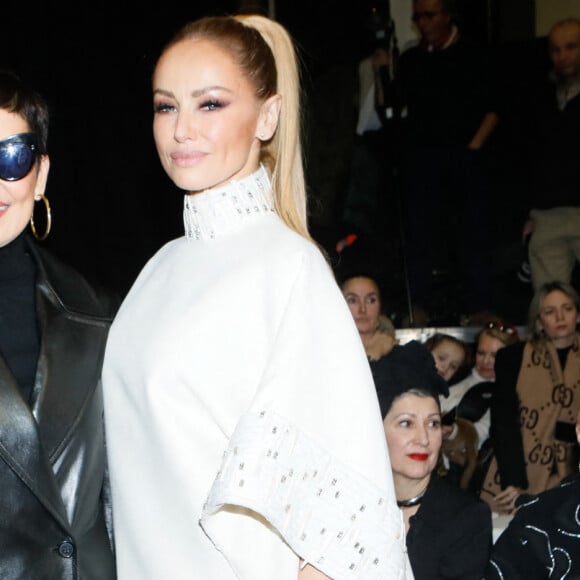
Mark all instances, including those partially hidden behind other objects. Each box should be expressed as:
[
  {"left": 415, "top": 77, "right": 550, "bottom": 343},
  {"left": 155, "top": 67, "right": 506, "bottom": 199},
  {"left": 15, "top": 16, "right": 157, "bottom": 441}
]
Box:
[
  {"left": 549, "top": 21, "right": 580, "bottom": 81},
  {"left": 412, "top": 0, "right": 453, "bottom": 49}
]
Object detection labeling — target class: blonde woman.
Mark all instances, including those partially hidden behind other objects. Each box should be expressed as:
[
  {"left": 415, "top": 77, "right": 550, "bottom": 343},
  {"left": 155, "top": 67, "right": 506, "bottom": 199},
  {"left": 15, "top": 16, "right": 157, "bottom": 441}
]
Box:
[
  {"left": 481, "top": 281, "right": 580, "bottom": 514},
  {"left": 102, "top": 15, "right": 409, "bottom": 580}
]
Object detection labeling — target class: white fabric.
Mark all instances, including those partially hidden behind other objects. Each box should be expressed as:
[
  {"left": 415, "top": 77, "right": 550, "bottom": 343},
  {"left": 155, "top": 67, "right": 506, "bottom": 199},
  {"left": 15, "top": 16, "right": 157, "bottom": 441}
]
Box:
[
  {"left": 356, "top": 56, "right": 383, "bottom": 136},
  {"left": 102, "top": 166, "right": 409, "bottom": 579},
  {"left": 440, "top": 368, "right": 491, "bottom": 449}
]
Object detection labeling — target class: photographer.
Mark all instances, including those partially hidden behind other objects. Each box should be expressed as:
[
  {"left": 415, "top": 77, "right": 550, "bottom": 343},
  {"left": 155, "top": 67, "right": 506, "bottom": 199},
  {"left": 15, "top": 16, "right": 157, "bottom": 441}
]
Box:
[{"left": 341, "top": 5, "right": 399, "bottom": 238}]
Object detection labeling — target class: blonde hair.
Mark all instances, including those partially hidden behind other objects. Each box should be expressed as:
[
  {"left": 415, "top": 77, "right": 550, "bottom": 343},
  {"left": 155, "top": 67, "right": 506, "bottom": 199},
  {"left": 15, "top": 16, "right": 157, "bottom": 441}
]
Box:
[
  {"left": 527, "top": 280, "right": 580, "bottom": 347},
  {"left": 158, "top": 15, "right": 312, "bottom": 243}
]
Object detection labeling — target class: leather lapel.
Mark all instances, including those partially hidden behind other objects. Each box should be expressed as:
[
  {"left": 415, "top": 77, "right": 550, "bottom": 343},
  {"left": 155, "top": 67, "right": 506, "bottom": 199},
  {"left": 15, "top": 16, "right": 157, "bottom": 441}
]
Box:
[
  {"left": 31, "top": 278, "right": 105, "bottom": 462},
  {"left": 0, "top": 355, "right": 70, "bottom": 528}
]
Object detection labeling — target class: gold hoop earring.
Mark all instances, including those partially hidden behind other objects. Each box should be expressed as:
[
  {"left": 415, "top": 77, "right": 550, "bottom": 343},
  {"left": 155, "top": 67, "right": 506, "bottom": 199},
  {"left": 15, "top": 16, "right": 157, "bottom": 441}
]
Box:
[{"left": 30, "top": 194, "right": 52, "bottom": 241}]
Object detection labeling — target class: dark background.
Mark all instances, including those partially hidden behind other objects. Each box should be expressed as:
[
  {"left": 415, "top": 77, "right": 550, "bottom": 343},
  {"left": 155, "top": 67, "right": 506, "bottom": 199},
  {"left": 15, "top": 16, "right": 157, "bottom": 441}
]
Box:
[{"left": 2, "top": 1, "right": 547, "bottom": 320}]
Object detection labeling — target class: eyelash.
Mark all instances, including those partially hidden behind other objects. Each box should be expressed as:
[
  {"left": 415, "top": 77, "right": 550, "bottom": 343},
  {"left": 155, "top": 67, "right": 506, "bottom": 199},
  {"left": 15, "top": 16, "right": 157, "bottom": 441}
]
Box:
[
  {"left": 398, "top": 419, "right": 441, "bottom": 429},
  {"left": 200, "top": 99, "right": 226, "bottom": 111},
  {"left": 153, "top": 101, "right": 175, "bottom": 114},
  {"left": 152, "top": 99, "right": 227, "bottom": 114}
]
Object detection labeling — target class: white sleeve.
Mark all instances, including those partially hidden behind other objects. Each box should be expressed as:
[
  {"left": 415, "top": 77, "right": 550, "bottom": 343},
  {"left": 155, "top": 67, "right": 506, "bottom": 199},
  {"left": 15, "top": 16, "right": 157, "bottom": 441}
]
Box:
[
  {"left": 201, "top": 246, "right": 410, "bottom": 579},
  {"left": 202, "top": 411, "right": 410, "bottom": 580}
]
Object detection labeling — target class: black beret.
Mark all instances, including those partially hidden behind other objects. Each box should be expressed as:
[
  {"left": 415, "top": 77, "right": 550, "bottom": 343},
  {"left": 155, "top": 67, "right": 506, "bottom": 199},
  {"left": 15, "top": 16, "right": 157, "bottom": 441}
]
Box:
[{"left": 373, "top": 340, "right": 449, "bottom": 418}]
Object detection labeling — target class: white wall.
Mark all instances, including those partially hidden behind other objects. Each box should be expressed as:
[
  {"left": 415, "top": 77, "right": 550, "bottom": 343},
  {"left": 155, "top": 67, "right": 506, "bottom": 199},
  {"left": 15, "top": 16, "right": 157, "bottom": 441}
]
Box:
[
  {"left": 391, "top": 0, "right": 419, "bottom": 51},
  {"left": 536, "top": 0, "right": 580, "bottom": 36}
]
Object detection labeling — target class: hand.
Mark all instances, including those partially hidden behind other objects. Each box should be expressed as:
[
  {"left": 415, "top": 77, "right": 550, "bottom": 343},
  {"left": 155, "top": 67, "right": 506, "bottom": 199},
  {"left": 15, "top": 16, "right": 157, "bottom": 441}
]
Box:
[{"left": 488, "top": 485, "right": 523, "bottom": 515}]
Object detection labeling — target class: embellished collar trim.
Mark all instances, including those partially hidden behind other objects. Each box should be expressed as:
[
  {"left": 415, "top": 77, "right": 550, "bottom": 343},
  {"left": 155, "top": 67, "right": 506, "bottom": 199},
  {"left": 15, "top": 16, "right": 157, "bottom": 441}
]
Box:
[{"left": 183, "top": 165, "right": 274, "bottom": 241}]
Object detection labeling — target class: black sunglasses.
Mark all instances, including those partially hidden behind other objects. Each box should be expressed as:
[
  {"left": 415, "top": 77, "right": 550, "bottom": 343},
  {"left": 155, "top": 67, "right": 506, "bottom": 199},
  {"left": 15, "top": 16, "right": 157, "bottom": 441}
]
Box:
[{"left": 0, "top": 132, "right": 38, "bottom": 182}]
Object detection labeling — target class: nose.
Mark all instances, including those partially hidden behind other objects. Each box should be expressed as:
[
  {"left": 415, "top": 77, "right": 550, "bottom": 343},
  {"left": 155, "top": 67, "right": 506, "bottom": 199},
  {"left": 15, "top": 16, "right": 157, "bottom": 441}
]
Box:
[
  {"left": 415, "top": 425, "right": 430, "bottom": 446},
  {"left": 174, "top": 111, "right": 196, "bottom": 143},
  {"left": 555, "top": 308, "right": 564, "bottom": 321}
]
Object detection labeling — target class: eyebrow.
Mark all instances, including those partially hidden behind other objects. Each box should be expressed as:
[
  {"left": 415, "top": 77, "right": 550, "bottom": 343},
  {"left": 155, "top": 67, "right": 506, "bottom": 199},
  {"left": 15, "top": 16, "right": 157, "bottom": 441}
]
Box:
[{"left": 152, "top": 86, "right": 233, "bottom": 99}]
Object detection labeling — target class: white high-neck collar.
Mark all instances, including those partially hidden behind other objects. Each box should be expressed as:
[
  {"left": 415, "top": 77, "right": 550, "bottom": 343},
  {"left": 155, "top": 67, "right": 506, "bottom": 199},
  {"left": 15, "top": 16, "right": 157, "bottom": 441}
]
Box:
[{"left": 183, "top": 165, "right": 274, "bottom": 241}]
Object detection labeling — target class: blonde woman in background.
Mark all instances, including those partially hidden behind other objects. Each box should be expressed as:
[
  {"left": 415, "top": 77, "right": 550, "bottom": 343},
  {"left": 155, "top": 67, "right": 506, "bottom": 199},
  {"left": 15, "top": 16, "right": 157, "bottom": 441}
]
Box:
[{"left": 481, "top": 281, "right": 580, "bottom": 514}]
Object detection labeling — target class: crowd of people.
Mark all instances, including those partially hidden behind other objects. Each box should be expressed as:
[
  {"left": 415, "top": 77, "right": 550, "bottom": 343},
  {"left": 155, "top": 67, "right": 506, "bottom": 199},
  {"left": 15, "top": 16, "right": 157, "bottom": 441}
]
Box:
[
  {"left": 0, "top": 4, "right": 579, "bottom": 580},
  {"left": 337, "top": 0, "right": 580, "bottom": 328},
  {"left": 339, "top": 274, "right": 580, "bottom": 578}
]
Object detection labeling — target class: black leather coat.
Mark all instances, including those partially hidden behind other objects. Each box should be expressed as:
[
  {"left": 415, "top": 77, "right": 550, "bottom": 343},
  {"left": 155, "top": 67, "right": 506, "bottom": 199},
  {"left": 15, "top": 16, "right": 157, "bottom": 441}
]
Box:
[{"left": 0, "top": 239, "right": 118, "bottom": 579}]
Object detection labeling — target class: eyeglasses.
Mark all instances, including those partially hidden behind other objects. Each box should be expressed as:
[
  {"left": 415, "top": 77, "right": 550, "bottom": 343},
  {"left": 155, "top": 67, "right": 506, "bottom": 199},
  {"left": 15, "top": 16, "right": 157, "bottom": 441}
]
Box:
[
  {"left": 0, "top": 133, "right": 38, "bottom": 182},
  {"left": 412, "top": 10, "right": 443, "bottom": 22},
  {"left": 486, "top": 321, "right": 519, "bottom": 340}
]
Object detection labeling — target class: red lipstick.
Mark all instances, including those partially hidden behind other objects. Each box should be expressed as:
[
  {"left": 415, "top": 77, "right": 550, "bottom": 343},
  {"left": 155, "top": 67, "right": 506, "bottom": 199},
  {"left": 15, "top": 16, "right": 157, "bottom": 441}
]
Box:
[{"left": 408, "top": 453, "right": 428, "bottom": 461}]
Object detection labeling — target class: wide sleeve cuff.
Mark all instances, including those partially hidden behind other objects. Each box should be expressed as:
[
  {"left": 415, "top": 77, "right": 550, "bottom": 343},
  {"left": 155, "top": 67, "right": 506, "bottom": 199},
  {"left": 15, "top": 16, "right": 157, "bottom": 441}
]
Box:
[{"left": 201, "top": 410, "right": 409, "bottom": 580}]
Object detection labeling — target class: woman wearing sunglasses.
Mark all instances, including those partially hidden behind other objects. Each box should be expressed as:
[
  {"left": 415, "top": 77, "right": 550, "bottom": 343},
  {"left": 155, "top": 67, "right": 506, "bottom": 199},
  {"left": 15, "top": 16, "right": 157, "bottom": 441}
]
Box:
[
  {"left": 0, "top": 70, "right": 117, "bottom": 579},
  {"left": 481, "top": 281, "right": 580, "bottom": 514}
]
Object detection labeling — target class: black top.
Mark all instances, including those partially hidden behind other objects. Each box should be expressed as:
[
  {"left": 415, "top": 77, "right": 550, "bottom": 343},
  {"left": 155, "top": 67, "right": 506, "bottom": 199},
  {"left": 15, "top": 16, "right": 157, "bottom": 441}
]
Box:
[
  {"left": 0, "top": 232, "right": 39, "bottom": 403},
  {"left": 489, "top": 342, "right": 528, "bottom": 488},
  {"left": 406, "top": 473, "right": 492, "bottom": 579},
  {"left": 396, "top": 37, "right": 498, "bottom": 147},
  {"left": 521, "top": 80, "right": 580, "bottom": 210},
  {"left": 487, "top": 472, "right": 580, "bottom": 579}
]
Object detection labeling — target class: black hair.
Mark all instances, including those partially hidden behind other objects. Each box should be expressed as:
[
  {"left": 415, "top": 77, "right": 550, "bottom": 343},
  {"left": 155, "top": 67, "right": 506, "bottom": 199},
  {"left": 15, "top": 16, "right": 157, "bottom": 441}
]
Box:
[{"left": 0, "top": 69, "right": 49, "bottom": 154}]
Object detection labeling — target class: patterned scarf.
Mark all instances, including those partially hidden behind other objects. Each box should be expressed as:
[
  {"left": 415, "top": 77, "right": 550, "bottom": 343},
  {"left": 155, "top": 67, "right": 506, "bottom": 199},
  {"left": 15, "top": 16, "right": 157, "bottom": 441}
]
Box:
[{"left": 482, "top": 335, "right": 580, "bottom": 498}]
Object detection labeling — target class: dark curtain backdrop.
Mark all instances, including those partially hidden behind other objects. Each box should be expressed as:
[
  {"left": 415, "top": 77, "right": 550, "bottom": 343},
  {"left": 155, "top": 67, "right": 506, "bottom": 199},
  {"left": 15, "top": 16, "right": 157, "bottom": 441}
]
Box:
[
  {"left": 2, "top": 2, "right": 541, "bottom": 319},
  {"left": 2, "top": 2, "right": 375, "bottom": 297}
]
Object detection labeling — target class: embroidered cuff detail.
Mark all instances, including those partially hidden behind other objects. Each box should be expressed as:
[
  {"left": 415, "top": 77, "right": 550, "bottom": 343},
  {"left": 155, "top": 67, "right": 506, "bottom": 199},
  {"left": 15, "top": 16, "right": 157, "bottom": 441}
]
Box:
[{"left": 202, "top": 410, "right": 407, "bottom": 579}]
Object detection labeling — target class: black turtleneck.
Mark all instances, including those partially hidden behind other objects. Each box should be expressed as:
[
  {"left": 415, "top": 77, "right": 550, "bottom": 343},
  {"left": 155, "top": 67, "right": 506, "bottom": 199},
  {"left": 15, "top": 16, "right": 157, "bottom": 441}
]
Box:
[{"left": 0, "top": 232, "right": 39, "bottom": 404}]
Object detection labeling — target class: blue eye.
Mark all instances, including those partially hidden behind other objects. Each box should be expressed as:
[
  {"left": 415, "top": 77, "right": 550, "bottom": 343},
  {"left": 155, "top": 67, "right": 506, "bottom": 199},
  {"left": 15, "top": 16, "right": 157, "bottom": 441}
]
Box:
[
  {"left": 201, "top": 100, "right": 225, "bottom": 111},
  {"left": 153, "top": 102, "right": 175, "bottom": 114}
]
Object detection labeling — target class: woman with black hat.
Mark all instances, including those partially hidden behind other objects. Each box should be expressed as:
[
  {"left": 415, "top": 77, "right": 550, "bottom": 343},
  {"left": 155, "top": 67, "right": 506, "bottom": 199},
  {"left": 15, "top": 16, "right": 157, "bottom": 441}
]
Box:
[{"left": 378, "top": 340, "right": 492, "bottom": 579}]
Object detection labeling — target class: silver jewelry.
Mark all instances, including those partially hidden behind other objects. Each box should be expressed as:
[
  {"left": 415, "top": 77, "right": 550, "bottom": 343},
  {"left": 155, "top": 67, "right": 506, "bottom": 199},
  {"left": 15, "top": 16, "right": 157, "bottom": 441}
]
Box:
[{"left": 397, "top": 487, "right": 427, "bottom": 508}]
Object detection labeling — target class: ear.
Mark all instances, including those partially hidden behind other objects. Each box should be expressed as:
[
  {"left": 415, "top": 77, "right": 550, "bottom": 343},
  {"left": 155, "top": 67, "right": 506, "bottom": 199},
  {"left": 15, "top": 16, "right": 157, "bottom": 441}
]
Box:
[
  {"left": 256, "top": 94, "right": 281, "bottom": 141},
  {"left": 34, "top": 155, "right": 50, "bottom": 199}
]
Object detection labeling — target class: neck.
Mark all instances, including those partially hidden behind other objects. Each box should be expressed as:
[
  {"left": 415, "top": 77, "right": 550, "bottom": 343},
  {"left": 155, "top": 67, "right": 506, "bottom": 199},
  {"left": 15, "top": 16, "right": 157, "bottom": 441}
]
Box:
[
  {"left": 425, "top": 25, "right": 458, "bottom": 51},
  {"left": 394, "top": 474, "right": 430, "bottom": 508},
  {"left": 550, "top": 334, "right": 576, "bottom": 350},
  {"left": 359, "top": 330, "right": 375, "bottom": 349}
]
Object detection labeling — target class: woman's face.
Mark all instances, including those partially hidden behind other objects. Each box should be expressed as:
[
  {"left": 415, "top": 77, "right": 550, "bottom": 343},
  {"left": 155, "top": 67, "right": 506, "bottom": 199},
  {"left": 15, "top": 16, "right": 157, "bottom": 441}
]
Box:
[
  {"left": 383, "top": 393, "right": 442, "bottom": 484},
  {"left": 341, "top": 276, "right": 381, "bottom": 335},
  {"left": 152, "top": 38, "right": 280, "bottom": 193},
  {"left": 0, "top": 109, "right": 49, "bottom": 247},
  {"left": 538, "top": 290, "right": 579, "bottom": 346},
  {"left": 475, "top": 332, "right": 505, "bottom": 380},
  {"left": 430, "top": 339, "right": 464, "bottom": 382}
]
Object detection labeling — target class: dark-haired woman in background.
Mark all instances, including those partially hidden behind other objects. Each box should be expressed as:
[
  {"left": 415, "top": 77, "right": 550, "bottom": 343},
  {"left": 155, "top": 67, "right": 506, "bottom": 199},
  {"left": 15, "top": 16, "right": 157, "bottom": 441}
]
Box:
[{"left": 378, "top": 341, "right": 492, "bottom": 579}]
